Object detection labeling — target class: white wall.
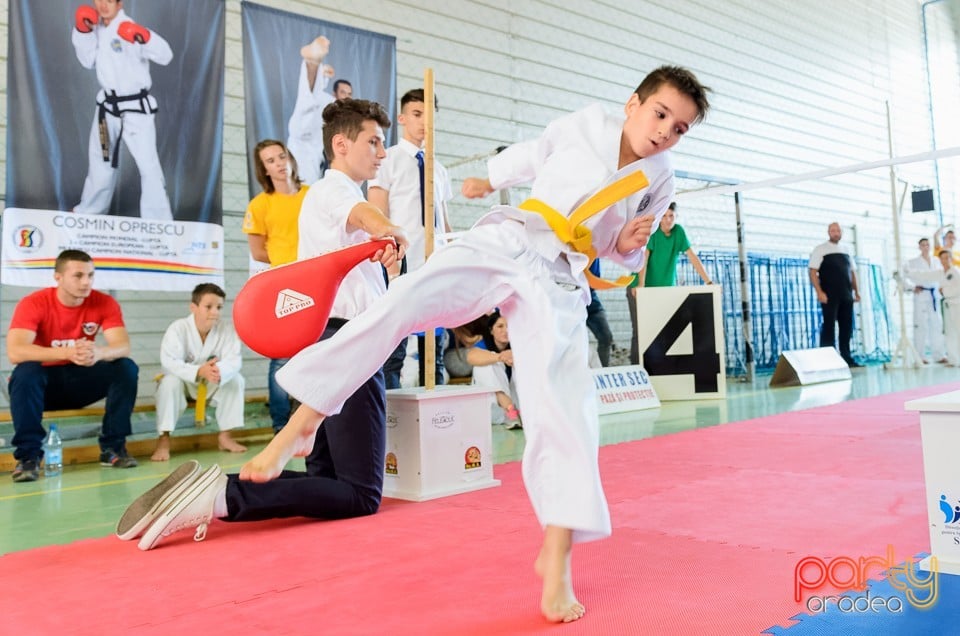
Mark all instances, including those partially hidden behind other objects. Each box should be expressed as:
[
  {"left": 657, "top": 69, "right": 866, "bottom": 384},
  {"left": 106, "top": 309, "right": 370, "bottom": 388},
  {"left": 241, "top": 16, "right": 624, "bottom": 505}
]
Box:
[{"left": 1, "top": 0, "right": 957, "bottom": 404}]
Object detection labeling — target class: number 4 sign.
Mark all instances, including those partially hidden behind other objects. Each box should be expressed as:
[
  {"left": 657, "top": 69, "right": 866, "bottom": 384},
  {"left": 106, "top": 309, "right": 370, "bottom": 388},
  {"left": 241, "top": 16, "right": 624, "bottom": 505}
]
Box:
[{"left": 635, "top": 285, "right": 726, "bottom": 400}]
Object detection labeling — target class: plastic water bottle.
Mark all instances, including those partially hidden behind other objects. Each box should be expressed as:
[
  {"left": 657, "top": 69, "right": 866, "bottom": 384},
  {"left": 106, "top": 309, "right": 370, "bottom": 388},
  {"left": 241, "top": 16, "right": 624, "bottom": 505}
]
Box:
[{"left": 44, "top": 424, "right": 63, "bottom": 477}]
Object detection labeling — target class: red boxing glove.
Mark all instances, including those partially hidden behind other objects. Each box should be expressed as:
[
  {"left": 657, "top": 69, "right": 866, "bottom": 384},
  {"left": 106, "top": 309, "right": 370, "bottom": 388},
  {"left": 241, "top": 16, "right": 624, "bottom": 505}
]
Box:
[
  {"left": 75, "top": 5, "right": 97, "bottom": 33},
  {"left": 117, "top": 21, "right": 150, "bottom": 44}
]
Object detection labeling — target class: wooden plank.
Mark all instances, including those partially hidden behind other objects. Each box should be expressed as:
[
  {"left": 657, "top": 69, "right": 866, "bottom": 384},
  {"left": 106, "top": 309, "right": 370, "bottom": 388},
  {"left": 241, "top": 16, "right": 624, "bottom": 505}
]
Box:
[
  {"left": 0, "top": 395, "right": 269, "bottom": 423},
  {"left": 0, "top": 426, "right": 274, "bottom": 473}
]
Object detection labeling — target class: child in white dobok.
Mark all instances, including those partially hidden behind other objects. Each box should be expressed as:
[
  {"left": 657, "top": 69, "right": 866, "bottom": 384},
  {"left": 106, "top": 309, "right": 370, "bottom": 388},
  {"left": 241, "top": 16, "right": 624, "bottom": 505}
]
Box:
[
  {"left": 939, "top": 250, "right": 960, "bottom": 366},
  {"left": 257, "top": 65, "right": 710, "bottom": 623},
  {"left": 143, "top": 66, "right": 712, "bottom": 624},
  {"left": 152, "top": 284, "right": 247, "bottom": 461}
]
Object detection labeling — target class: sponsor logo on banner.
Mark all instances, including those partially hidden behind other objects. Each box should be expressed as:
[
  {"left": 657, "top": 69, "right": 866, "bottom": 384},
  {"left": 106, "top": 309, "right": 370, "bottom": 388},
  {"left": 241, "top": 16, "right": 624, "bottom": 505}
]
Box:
[
  {"left": 1, "top": 209, "right": 223, "bottom": 291},
  {"left": 794, "top": 545, "right": 938, "bottom": 612},
  {"left": 592, "top": 365, "right": 660, "bottom": 414},
  {"left": 13, "top": 225, "right": 42, "bottom": 251},
  {"left": 274, "top": 288, "right": 315, "bottom": 318}
]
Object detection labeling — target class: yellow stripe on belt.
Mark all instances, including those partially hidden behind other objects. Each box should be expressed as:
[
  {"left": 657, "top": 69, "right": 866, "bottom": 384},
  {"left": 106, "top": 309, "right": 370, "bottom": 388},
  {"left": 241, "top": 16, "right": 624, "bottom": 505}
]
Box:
[{"left": 518, "top": 170, "right": 650, "bottom": 289}]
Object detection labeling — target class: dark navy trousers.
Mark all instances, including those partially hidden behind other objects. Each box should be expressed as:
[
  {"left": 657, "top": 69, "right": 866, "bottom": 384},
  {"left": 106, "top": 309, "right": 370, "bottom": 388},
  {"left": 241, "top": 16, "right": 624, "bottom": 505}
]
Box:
[
  {"left": 9, "top": 359, "right": 139, "bottom": 461},
  {"left": 225, "top": 320, "right": 386, "bottom": 521}
]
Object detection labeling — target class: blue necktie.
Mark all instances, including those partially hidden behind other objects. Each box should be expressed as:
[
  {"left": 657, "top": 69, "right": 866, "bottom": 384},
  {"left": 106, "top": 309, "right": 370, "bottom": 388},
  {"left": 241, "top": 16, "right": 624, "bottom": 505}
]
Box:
[{"left": 416, "top": 150, "right": 425, "bottom": 226}]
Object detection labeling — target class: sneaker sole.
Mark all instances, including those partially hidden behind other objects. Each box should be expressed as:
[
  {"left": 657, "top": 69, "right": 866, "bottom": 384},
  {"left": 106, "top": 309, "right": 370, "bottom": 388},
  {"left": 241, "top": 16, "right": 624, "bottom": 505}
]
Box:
[
  {"left": 116, "top": 460, "right": 201, "bottom": 540},
  {"left": 137, "top": 465, "right": 223, "bottom": 551}
]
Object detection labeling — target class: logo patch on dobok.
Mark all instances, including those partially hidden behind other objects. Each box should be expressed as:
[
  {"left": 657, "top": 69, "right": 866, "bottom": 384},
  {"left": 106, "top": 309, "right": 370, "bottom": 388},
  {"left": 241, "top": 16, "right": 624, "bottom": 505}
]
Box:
[{"left": 275, "top": 288, "right": 315, "bottom": 318}]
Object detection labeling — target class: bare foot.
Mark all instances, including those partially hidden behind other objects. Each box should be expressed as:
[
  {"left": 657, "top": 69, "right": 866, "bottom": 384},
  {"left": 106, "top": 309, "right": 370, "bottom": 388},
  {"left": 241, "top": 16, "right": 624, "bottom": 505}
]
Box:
[
  {"left": 239, "top": 404, "right": 323, "bottom": 482},
  {"left": 534, "top": 527, "right": 585, "bottom": 623},
  {"left": 300, "top": 36, "right": 330, "bottom": 63},
  {"left": 218, "top": 432, "right": 247, "bottom": 453},
  {"left": 150, "top": 435, "right": 171, "bottom": 462}
]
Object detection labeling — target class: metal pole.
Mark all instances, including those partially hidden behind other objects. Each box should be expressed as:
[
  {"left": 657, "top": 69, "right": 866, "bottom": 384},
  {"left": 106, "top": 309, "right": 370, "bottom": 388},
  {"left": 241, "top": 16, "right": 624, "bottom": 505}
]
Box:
[
  {"left": 734, "top": 191, "right": 754, "bottom": 382},
  {"left": 680, "top": 145, "right": 960, "bottom": 201},
  {"left": 885, "top": 100, "right": 923, "bottom": 368},
  {"left": 921, "top": 0, "right": 945, "bottom": 224}
]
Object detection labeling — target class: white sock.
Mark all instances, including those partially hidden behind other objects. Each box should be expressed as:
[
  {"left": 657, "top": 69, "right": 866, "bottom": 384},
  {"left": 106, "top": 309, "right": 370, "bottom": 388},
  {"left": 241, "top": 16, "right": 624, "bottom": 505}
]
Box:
[{"left": 212, "top": 483, "right": 228, "bottom": 519}]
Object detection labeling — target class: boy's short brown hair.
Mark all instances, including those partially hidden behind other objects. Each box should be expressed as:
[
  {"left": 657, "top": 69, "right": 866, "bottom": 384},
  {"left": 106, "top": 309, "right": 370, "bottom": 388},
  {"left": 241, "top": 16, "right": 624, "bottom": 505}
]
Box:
[
  {"left": 191, "top": 283, "right": 226, "bottom": 305},
  {"left": 400, "top": 88, "right": 439, "bottom": 112},
  {"left": 54, "top": 249, "right": 92, "bottom": 273},
  {"left": 635, "top": 66, "right": 711, "bottom": 124},
  {"left": 322, "top": 99, "right": 391, "bottom": 159}
]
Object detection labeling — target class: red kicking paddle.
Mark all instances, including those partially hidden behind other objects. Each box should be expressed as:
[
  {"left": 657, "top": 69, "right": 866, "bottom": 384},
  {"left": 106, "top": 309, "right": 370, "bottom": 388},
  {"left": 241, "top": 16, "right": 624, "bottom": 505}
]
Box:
[{"left": 233, "top": 238, "right": 394, "bottom": 359}]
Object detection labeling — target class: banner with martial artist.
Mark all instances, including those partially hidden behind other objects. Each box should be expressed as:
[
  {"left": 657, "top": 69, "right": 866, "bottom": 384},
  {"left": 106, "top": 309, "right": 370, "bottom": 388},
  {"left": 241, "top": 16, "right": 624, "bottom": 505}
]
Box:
[
  {"left": 241, "top": 1, "right": 397, "bottom": 196},
  {"left": 2, "top": 0, "right": 225, "bottom": 291}
]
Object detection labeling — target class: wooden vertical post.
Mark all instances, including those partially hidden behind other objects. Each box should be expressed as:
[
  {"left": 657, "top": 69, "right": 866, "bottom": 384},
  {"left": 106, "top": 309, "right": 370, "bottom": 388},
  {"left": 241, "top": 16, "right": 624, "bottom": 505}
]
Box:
[{"left": 423, "top": 69, "right": 436, "bottom": 390}]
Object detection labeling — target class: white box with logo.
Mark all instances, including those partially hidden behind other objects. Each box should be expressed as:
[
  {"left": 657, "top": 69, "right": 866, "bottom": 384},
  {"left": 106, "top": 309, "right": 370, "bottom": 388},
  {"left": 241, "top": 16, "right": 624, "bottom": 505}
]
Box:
[
  {"left": 905, "top": 390, "right": 960, "bottom": 575},
  {"left": 383, "top": 385, "right": 501, "bottom": 501}
]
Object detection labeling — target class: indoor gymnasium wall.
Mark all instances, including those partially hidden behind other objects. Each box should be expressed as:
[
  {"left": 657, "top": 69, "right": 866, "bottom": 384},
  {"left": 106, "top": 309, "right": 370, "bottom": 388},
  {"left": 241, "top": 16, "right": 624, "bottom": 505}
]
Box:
[{"left": 0, "top": 1, "right": 955, "bottom": 400}]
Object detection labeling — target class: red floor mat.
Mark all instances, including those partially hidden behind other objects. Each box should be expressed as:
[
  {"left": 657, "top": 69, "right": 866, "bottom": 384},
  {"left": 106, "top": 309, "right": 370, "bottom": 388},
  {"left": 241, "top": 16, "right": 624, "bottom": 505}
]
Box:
[{"left": 0, "top": 384, "right": 950, "bottom": 635}]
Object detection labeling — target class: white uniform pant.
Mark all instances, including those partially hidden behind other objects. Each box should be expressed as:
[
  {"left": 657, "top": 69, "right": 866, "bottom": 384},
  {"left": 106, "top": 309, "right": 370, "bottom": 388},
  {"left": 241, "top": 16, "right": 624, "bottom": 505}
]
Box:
[
  {"left": 278, "top": 222, "right": 611, "bottom": 542},
  {"left": 912, "top": 291, "right": 945, "bottom": 361},
  {"left": 75, "top": 110, "right": 172, "bottom": 220},
  {"left": 286, "top": 61, "right": 332, "bottom": 185},
  {"left": 155, "top": 373, "right": 245, "bottom": 433},
  {"left": 943, "top": 300, "right": 960, "bottom": 366}
]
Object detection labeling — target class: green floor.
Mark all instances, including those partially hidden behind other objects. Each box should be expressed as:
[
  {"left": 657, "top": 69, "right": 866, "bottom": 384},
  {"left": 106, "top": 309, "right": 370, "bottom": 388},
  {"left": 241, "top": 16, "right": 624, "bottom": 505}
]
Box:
[{"left": 2, "top": 363, "right": 957, "bottom": 555}]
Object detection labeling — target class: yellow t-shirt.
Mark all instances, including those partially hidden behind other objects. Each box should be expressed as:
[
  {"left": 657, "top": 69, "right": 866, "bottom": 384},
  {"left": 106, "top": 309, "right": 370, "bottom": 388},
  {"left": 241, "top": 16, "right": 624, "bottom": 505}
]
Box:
[
  {"left": 242, "top": 186, "right": 308, "bottom": 266},
  {"left": 935, "top": 246, "right": 960, "bottom": 267}
]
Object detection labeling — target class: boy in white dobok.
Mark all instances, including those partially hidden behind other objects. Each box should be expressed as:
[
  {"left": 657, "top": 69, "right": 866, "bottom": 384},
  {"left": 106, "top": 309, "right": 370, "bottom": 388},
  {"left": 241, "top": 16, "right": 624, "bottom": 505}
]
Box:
[
  {"left": 262, "top": 65, "right": 709, "bottom": 623},
  {"left": 152, "top": 284, "right": 247, "bottom": 461},
  {"left": 133, "top": 67, "right": 710, "bottom": 624},
  {"left": 903, "top": 237, "right": 946, "bottom": 363},
  {"left": 939, "top": 250, "right": 960, "bottom": 366}
]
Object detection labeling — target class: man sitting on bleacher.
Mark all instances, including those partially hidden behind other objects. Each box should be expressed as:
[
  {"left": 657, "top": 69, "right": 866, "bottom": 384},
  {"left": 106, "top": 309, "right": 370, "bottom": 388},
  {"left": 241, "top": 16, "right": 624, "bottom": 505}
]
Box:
[{"left": 6, "top": 249, "right": 139, "bottom": 482}]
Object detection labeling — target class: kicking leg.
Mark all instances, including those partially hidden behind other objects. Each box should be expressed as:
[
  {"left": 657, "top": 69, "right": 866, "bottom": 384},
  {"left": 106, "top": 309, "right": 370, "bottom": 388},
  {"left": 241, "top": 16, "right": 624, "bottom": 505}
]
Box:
[{"left": 240, "top": 403, "right": 324, "bottom": 482}]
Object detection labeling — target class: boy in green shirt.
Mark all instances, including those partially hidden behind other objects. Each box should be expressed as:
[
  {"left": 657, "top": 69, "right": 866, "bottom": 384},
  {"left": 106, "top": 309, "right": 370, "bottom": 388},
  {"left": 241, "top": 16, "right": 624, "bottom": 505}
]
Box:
[{"left": 626, "top": 202, "right": 712, "bottom": 362}]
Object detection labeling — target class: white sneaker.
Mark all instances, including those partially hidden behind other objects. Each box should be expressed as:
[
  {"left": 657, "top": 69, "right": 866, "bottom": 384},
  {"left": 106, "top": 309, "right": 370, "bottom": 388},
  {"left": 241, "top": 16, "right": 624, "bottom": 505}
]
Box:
[
  {"left": 116, "top": 460, "right": 201, "bottom": 540},
  {"left": 137, "top": 465, "right": 227, "bottom": 551}
]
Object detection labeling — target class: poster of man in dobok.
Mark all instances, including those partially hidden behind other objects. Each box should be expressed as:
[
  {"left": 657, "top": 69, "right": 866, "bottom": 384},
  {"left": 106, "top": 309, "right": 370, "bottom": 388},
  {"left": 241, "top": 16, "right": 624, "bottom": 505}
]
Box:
[
  {"left": 72, "top": 0, "right": 172, "bottom": 220},
  {"left": 2, "top": 0, "right": 224, "bottom": 292},
  {"left": 241, "top": 3, "right": 397, "bottom": 194},
  {"left": 5, "top": 0, "right": 222, "bottom": 224}
]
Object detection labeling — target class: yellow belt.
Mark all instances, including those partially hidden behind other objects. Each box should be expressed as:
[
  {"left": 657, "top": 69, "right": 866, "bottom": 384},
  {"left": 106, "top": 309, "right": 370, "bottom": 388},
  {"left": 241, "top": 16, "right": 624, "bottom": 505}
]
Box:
[{"left": 518, "top": 170, "right": 649, "bottom": 290}]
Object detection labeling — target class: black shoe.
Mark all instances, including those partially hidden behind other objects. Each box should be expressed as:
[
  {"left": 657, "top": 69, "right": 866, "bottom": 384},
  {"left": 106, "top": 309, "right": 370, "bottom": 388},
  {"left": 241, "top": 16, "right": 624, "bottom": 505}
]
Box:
[
  {"left": 100, "top": 449, "right": 138, "bottom": 468},
  {"left": 12, "top": 458, "right": 40, "bottom": 483}
]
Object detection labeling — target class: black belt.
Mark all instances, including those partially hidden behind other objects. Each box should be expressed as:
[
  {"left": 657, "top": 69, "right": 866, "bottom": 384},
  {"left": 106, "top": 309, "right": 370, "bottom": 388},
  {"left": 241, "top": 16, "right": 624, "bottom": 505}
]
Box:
[{"left": 97, "top": 89, "right": 155, "bottom": 167}]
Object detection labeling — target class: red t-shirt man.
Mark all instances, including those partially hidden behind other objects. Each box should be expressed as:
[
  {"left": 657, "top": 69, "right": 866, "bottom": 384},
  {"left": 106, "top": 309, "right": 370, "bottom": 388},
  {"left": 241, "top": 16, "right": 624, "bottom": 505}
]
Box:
[
  {"left": 6, "top": 250, "right": 139, "bottom": 482},
  {"left": 10, "top": 288, "right": 125, "bottom": 366}
]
